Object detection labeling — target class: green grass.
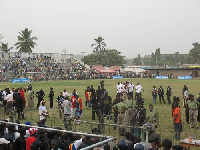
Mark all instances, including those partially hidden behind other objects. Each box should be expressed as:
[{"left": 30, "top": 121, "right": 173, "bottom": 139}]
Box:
[{"left": 1, "top": 78, "right": 200, "bottom": 146}]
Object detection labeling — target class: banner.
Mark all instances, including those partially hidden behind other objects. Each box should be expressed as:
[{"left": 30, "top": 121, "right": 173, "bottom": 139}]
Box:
[
  {"left": 156, "top": 76, "right": 168, "bottom": 79},
  {"left": 112, "top": 76, "right": 123, "bottom": 79},
  {"left": 12, "top": 78, "right": 30, "bottom": 83},
  {"left": 178, "top": 76, "right": 192, "bottom": 80}
]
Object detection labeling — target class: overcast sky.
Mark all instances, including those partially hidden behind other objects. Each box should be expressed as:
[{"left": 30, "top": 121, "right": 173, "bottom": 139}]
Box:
[{"left": 0, "top": 0, "right": 200, "bottom": 58}]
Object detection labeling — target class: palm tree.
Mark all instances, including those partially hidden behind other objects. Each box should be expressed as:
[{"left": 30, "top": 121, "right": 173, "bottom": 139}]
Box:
[
  {"left": 15, "top": 28, "right": 38, "bottom": 53},
  {"left": 91, "top": 36, "right": 106, "bottom": 54},
  {"left": 0, "top": 43, "right": 13, "bottom": 52}
]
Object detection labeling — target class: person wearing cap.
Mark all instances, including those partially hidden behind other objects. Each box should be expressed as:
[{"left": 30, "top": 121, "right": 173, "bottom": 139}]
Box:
[
  {"left": 48, "top": 87, "right": 54, "bottom": 108},
  {"left": 39, "top": 100, "right": 49, "bottom": 126},
  {"left": 144, "top": 104, "right": 159, "bottom": 132},
  {"left": 186, "top": 94, "right": 200, "bottom": 128}
]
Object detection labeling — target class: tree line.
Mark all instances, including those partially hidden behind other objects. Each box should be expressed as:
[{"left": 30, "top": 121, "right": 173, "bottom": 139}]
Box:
[{"left": 133, "top": 43, "right": 200, "bottom": 66}]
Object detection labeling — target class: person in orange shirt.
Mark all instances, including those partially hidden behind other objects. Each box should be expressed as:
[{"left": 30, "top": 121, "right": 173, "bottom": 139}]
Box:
[{"left": 173, "top": 103, "right": 181, "bottom": 140}]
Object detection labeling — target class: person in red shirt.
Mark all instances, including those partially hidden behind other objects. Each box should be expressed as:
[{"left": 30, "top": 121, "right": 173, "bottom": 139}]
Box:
[
  {"left": 26, "top": 128, "right": 37, "bottom": 150},
  {"left": 71, "top": 94, "right": 77, "bottom": 118},
  {"left": 173, "top": 103, "right": 181, "bottom": 140},
  {"left": 19, "top": 87, "right": 26, "bottom": 108}
]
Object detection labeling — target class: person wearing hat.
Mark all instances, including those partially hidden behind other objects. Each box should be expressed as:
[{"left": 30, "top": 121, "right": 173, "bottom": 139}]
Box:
[
  {"left": 39, "top": 100, "right": 49, "bottom": 126},
  {"left": 186, "top": 94, "right": 200, "bottom": 128},
  {"left": 26, "top": 128, "right": 37, "bottom": 150},
  {"left": 48, "top": 87, "right": 54, "bottom": 108}
]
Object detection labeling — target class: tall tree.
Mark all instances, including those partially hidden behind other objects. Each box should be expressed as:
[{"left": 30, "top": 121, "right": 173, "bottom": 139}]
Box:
[
  {"left": 188, "top": 42, "right": 200, "bottom": 64},
  {"left": 91, "top": 36, "right": 106, "bottom": 53},
  {"left": 15, "top": 28, "right": 38, "bottom": 53},
  {"left": 0, "top": 43, "right": 13, "bottom": 52},
  {"left": 81, "top": 49, "right": 125, "bottom": 67},
  {"left": 133, "top": 54, "right": 142, "bottom": 65}
]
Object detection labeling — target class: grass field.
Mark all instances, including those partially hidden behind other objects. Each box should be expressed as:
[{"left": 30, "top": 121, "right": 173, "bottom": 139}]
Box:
[{"left": 1, "top": 78, "right": 200, "bottom": 146}]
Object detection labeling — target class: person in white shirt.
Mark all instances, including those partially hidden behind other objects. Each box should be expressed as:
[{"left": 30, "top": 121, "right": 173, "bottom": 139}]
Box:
[
  {"left": 117, "top": 82, "right": 121, "bottom": 95},
  {"left": 6, "top": 91, "right": 13, "bottom": 115},
  {"left": 128, "top": 82, "right": 134, "bottom": 99},
  {"left": 2, "top": 90, "right": 7, "bottom": 112},
  {"left": 63, "top": 96, "right": 72, "bottom": 116},
  {"left": 135, "top": 83, "right": 143, "bottom": 101},
  {"left": 39, "top": 100, "right": 49, "bottom": 126},
  {"left": 63, "top": 89, "right": 70, "bottom": 98}
]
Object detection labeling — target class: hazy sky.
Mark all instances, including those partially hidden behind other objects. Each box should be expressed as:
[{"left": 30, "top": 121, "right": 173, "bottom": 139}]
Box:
[{"left": 0, "top": 0, "right": 200, "bottom": 58}]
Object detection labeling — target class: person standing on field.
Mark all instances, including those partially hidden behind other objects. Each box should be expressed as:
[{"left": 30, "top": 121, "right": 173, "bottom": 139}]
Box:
[
  {"left": 158, "top": 86, "right": 165, "bottom": 104},
  {"left": 173, "top": 103, "right": 181, "bottom": 140},
  {"left": 48, "top": 87, "right": 54, "bottom": 108},
  {"left": 152, "top": 86, "right": 157, "bottom": 105},
  {"left": 166, "top": 86, "right": 172, "bottom": 104},
  {"left": 186, "top": 95, "right": 200, "bottom": 128}
]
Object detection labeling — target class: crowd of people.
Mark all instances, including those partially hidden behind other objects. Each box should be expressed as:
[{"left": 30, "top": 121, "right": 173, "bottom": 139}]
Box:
[{"left": 1, "top": 80, "right": 200, "bottom": 149}]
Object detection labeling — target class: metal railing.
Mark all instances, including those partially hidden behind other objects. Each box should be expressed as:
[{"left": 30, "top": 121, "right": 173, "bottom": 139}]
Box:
[{"left": 0, "top": 120, "right": 115, "bottom": 150}]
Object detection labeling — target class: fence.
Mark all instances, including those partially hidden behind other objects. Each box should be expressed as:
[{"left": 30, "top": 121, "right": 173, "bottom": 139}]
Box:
[{"left": 0, "top": 120, "right": 115, "bottom": 150}]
